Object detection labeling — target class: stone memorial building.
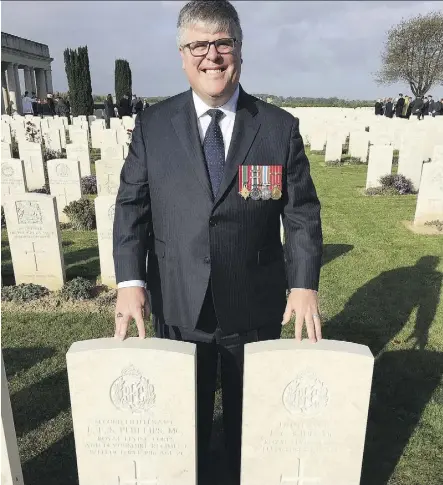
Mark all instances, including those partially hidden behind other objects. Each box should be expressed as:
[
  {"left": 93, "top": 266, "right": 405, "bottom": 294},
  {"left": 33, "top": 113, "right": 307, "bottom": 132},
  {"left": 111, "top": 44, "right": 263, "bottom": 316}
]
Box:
[{"left": 1, "top": 32, "right": 54, "bottom": 114}]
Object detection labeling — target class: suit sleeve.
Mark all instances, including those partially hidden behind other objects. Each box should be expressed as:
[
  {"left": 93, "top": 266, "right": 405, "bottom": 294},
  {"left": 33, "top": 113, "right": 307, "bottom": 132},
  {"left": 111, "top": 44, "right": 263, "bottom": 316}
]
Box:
[
  {"left": 113, "top": 113, "right": 152, "bottom": 283},
  {"left": 282, "top": 118, "right": 323, "bottom": 291}
]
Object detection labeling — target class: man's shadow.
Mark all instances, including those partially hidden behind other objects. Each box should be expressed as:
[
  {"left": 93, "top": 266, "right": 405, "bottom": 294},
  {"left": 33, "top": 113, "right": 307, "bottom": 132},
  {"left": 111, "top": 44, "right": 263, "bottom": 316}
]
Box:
[{"left": 324, "top": 255, "right": 442, "bottom": 485}]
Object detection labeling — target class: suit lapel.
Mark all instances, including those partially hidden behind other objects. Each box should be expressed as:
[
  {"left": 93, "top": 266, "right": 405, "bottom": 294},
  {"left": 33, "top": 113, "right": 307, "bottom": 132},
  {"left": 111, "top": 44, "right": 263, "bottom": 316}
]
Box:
[
  {"left": 214, "top": 87, "right": 261, "bottom": 206},
  {"left": 171, "top": 91, "right": 213, "bottom": 200}
]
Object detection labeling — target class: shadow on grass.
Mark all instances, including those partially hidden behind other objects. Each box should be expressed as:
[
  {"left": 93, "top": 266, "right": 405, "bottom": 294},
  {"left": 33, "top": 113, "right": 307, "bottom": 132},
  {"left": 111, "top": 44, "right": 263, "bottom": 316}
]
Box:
[
  {"left": 322, "top": 243, "right": 353, "bottom": 267},
  {"left": 63, "top": 246, "right": 100, "bottom": 280},
  {"left": 325, "top": 255, "right": 442, "bottom": 484},
  {"left": 3, "top": 347, "right": 56, "bottom": 378},
  {"left": 11, "top": 369, "right": 70, "bottom": 438},
  {"left": 361, "top": 350, "right": 443, "bottom": 485},
  {"left": 22, "top": 432, "right": 78, "bottom": 485}
]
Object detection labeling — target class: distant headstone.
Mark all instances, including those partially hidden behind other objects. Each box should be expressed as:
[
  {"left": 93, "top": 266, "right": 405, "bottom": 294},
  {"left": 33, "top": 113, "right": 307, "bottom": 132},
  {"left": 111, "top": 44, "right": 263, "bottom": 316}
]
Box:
[
  {"left": 90, "top": 122, "right": 105, "bottom": 149},
  {"left": 95, "top": 195, "right": 117, "bottom": 287},
  {"left": 366, "top": 145, "right": 393, "bottom": 189},
  {"left": 241, "top": 339, "right": 374, "bottom": 485},
  {"left": 95, "top": 158, "right": 124, "bottom": 196},
  {"left": 102, "top": 144, "right": 124, "bottom": 161},
  {"left": 309, "top": 131, "right": 326, "bottom": 152},
  {"left": 2, "top": 194, "right": 66, "bottom": 290},
  {"left": 43, "top": 129, "right": 62, "bottom": 152},
  {"left": 349, "top": 131, "right": 369, "bottom": 162},
  {"left": 100, "top": 129, "right": 118, "bottom": 148},
  {"left": 1, "top": 123, "right": 12, "bottom": 144},
  {"left": 18, "top": 141, "right": 46, "bottom": 191},
  {"left": 398, "top": 142, "right": 425, "bottom": 191},
  {"left": 1, "top": 159, "right": 27, "bottom": 196},
  {"left": 66, "top": 144, "right": 91, "bottom": 177},
  {"left": 67, "top": 337, "right": 196, "bottom": 485},
  {"left": 110, "top": 118, "right": 123, "bottom": 130},
  {"left": 324, "top": 136, "right": 342, "bottom": 163},
  {"left": 122, "top": 116, "right": 135, "bottom": 131},
  {"left": 1, "top": 142, "right": 12, "bottom": 159},
  {"left": 1, "top": 353, "right": 25, "bottom": 485},
  {"left": 414, "top": 160, "right": 443, "bottom": 225},
  {"left": 69, "top": 127, "right": 88, "bottom": 146},
  {"left": 47, "top": 159, "right": 82, "bottom": 222}
]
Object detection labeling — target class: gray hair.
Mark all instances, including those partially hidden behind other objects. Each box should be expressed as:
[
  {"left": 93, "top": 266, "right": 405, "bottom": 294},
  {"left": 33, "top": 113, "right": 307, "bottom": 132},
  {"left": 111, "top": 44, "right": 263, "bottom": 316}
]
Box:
[{"left": 177, "top": 1, "right": 243, "bottom": 47}]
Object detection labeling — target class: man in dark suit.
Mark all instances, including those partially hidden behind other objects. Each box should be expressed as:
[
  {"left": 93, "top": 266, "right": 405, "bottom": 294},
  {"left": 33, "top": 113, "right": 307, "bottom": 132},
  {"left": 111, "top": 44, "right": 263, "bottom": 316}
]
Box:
[
  {"left": 395, "top": 93, "right": 405, "bottom": 117},
  {"left": 113, "top": 1, "right": 322, "bottom": 484}
]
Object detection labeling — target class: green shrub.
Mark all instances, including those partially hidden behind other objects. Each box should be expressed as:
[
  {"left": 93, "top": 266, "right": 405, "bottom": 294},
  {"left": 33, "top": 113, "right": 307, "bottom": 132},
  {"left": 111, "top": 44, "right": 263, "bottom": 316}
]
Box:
[
  {"left": 60, "top": 277, "right": 94, "bottom": 300},
  {"left": 63, "top": 198, "right": 96, "bottom": 230},
  {"left": 380, "top": 174, "right": 415, "bottom": 194},
  {"left": 1, "top": 207, "right": 5, "bottom": 228},
  {"left": 81, "top": 175, "right": 97, "bottom": 195},
  {"left": 1, "top": 283, "right": 49, "bottom": 302},
  {"left": 424, "top": 220, "right": 443, "bottom": 232},
  {"left": 325, "top": 159, "right": 343, "bottom": 167},
  {"left": 365, "top": 186, "right": 398, "bottom": 196}
]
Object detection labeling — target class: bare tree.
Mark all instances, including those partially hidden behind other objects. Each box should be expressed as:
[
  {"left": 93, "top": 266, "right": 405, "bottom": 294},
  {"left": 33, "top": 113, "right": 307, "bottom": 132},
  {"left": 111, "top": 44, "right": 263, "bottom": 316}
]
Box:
[{"left": 375, "top": 11, "right": 443, "bottom": 96}]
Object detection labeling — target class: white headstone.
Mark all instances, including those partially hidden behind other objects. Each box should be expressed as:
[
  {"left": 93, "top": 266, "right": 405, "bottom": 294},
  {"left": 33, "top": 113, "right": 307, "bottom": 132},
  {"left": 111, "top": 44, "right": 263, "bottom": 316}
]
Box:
[
  {"left": 432, "top": 145, "right": 443, "bottom": 163},
  {"left": 69, "top": 127, "right": 88, "bottom": 146},
  {"left": 414, "top": 160, "right": 443, "bottom": 225},
  {"left": 102, "top": 144, "right": 124, "bottom": 161},
  {"left": 397, "top": 142, "right": 425, "bottom": 191},
  {"left": 366, "top": 145, "right": 394, "bottom": 189},
  {"left": 2, "top": 194, "right": 66, "bottom": 290},
  {"left": 324, "top": 136, "right": 342, "bottom": 163},
  {"left": 1, "top": 159, "right": 27, "bottom": 196},
  {"left": 101, "top": 129, "right": 118, "bottom": 148},
  {"left": 95, "top": 195, "right": 117, "bottom": 287},
  {"left": 110, "top": 118, "right": 123, "bottom": 130},
  {"left": 66, "top": 144, "right": 91, "bottom": 177},
  {"left": 95, "top": 158, "right": 124, "bottom": 195},
  {"left": 309, "top": 131, "right": 326, "bottom": 152},
  {"left": 1, "top": 123, "right": 12, "bottom": 144},
  {"left": 2, "top": 142, "right": 12, "bottom": 159},
  {"left": 122, "top": 116, "right": 135, "bottom": 131},
  {"left": 349, "top": 131, "right": 369, "bottom": 162},
  {"left": 18, "top": 141, "right": 46, "bottom": 191},
  {"left": 67, "top": 337, "right": 197, "bottom": 485},
  {"left": 43, "top": 129, "right": 62, "bottom": 153},
  {"left": 1, "top": 354, "right": 25, "bottom": 485},
  {"left": 241, "top": 339, "right": 374, "bottom": 485},
  {"left": 47, "top": 159, "right": 82, "bottom": 222}
]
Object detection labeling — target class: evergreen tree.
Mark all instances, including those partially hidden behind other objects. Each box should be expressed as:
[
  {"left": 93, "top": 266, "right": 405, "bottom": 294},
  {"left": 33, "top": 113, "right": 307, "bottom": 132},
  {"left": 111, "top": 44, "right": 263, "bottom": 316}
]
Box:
[
  {"left": 115, "top": 59, "right": 132, "bottom": 103},
  {"left": 63, "top": 46, "right": 94, "bottom": 116}
]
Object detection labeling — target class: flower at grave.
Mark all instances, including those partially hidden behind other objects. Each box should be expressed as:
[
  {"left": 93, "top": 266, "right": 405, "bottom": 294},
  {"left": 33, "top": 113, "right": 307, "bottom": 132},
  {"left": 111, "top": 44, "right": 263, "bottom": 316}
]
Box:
[{"left": 25, "top": 121, "right": 42, "bottom": 144}]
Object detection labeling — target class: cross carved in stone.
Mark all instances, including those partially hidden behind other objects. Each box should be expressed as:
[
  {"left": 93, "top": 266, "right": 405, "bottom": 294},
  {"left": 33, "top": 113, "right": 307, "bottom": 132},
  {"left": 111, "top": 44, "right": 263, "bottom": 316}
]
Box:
[
  {"left": 24, "top": 242, "right": 46, "bottom": 272},
  {"left": 280, "top": 458, "right": 320, "bottom": 485},
  {"left": 117, "top": 461, "right": 158, "bottom": 485}
]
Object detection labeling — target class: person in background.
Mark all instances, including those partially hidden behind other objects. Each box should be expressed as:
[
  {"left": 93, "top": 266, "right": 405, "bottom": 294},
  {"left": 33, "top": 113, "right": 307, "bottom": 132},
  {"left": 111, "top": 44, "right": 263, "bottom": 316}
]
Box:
[
  {"left": 413, "top": 95, "right": 424, "bottom": 120},
  {"left": 22, "top": 91, "right": 34, "bottom": 115},
  {"left": 406, "top": 97, "right": 413, "bottom": 119},
  {"left": 402, "top": 95, "right": 410, "bottom": 118},
  {"left": 434, "top": 98, "right": 443, "bottom": 116},
  {"left": 395, "top": 93, "right": 405, "bottom": 118},
  {"left": 384, "top": 98, "right": 394, "bottom": 118},
  {"left": 374, "top": 99, "right": 383, "bottom": 115},
  {"left": 422, "top": 96, "right": 430, "bottom": 117},
  {"left": 31, "top": 92, "right": 38, "bottom": 115},
  {"left": 55, "top": 95, "right": 70, "bottom": 118},
  {"left": 118, "top": 93, "right": 132, "bottom": 118},
  {"left": 104, "top": 94, "right": 115, "bottom": 129},
  {"left": 46, "top": 94, "right": 56, "bottom": 116},
  {"left": 428, "top": 95, "right": 435, "bottom": 116}
]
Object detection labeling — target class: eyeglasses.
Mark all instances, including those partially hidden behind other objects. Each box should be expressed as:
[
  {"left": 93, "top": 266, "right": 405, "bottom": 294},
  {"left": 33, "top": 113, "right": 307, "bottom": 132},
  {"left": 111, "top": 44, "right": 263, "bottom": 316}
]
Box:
[{"left": 182, "top": 38, "right": 237, "bottom": 57}]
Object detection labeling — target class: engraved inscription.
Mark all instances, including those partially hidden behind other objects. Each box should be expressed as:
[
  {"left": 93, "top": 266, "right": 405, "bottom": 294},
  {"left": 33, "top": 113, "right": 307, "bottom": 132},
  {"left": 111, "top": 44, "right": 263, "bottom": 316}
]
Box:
[
  {"left": 108, "top": 204, "right": 116, "bottom": 222},
  {"left": 280, "top": 458, "right": 320, "bottom": 484},
  {"left": 16, "top": 201, "right": 43, "bottom": 224},
  {"left": 110, "top": 365, "right": 156, "bottom": 414},
  {"left": 283, "top": 372, "right": 329, "bottom": 417}
]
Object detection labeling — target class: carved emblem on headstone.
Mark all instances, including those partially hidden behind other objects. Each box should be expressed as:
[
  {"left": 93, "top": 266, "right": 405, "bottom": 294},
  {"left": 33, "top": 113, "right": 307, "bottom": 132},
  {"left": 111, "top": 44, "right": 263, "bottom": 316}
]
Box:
[
  {"left": 110, "top": 365, "right": 156, "bottom": 413},
  {"left": 56, "top": 163, "right": 70, "bottom": 177},
  {"left": 1, "top": 164, "right": 14, "bottom": 177},
  {"left": 15, "top": 200, "right": 43, "bottom": 224},
  {"left": 282, "top": 371, "right": 329, "bottom": 416},
  {"left": 108, "top": 204, "right": 116, "bottom": 222}
]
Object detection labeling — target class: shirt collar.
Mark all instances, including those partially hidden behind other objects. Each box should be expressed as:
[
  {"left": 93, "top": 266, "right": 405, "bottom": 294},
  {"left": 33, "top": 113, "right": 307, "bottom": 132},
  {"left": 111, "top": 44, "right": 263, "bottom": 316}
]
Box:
[{"left": 193, "top": 84, "right": 240, "bottom": 120}]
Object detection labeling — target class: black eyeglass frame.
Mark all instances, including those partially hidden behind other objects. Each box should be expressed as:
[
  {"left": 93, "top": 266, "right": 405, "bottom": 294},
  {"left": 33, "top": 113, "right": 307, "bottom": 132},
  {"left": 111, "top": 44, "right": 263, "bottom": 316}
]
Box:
[{"left": 181, "top": 37, "right": 238, "bottom": 57}]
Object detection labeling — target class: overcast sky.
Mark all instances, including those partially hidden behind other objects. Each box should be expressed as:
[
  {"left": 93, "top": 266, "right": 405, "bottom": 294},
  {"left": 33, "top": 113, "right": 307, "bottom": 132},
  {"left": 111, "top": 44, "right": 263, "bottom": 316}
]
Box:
[{"left": 2, "top": 1, "right": 442, "bottom": 99}]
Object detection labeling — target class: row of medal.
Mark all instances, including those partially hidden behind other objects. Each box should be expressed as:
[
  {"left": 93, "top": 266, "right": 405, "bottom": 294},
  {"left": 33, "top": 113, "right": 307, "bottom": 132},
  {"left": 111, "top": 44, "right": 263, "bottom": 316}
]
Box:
[{"left": 238, "top": 165, "right": 283, "bottom": 200}]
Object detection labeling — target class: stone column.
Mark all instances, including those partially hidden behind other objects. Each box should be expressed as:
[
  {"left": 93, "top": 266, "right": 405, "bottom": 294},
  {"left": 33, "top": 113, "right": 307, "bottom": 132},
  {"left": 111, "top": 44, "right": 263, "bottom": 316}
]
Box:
[
  {"left": 13, "top": 64, "right": 22, "bottom": 113},
  {"left": 1, "top": 68, "right": 9, "bottom": 115},
  {"left": 45, "top": 68, "right": 53, "bottom": 94},
  {"left": 35, "top": 68, "right": 47, "bottom": 100},
  {"left": 6, "top": 63, "right": 19, "bottom": 114},
  {"left": 30, "top": 67, "right": 37, "bottom": 94},
  {"left": 23, "top": 66, "right": 33, "bottom": 94}
]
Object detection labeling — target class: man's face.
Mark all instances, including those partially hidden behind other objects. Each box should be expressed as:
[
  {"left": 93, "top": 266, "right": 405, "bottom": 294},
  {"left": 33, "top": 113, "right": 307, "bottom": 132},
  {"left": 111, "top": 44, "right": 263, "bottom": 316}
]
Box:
[{"left": 180, "top": 23, "right": 241, "bottom": 107}]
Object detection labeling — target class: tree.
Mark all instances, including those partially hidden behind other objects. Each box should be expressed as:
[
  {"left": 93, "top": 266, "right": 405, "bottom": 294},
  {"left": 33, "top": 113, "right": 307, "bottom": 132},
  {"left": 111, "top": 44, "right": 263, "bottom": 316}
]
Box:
[
  {"left": 63, "top": 46, "right": 94, "bottom": 116},
  {"left": 115, "top": 59, "right": 132, "bottom": 103},
  {"left": 375, "top": 11, "right": 443, "bottom": 97}
]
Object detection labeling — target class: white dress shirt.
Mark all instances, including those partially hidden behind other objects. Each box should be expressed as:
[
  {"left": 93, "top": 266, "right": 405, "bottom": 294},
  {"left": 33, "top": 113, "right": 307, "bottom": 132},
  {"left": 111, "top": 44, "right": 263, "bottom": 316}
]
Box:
[{"left": 118, "top": 86, "right": 240, "bottom": 289}]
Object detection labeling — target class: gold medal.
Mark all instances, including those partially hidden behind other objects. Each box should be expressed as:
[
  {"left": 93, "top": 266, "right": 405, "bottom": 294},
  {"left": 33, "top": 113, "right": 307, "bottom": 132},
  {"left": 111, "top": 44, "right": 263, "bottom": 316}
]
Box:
[
  {"left": 271, "top": 186, "right": 282, "bottom": 200},
  {"left": 240, "top": 186, "right": 250, "bottom": 199}
]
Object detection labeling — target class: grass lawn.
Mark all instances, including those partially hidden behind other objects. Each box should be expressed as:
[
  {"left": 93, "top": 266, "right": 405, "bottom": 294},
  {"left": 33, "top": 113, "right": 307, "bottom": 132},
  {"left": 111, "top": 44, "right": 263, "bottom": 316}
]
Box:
[{"left": 1, "top": 150, "right": 442, "bottom": 485}]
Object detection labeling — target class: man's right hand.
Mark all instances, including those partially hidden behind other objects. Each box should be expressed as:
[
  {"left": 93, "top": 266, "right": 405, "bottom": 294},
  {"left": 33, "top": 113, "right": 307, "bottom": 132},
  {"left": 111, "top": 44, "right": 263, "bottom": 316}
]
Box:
[{"left": 114, "top": 287, "right": 150, "bottom": 340}]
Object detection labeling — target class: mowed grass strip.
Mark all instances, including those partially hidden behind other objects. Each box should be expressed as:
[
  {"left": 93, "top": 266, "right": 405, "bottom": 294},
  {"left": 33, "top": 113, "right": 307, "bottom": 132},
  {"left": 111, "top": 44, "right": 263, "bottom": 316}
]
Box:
[{"left": 1, "top": 150, "right": 442, "bottom": 485}]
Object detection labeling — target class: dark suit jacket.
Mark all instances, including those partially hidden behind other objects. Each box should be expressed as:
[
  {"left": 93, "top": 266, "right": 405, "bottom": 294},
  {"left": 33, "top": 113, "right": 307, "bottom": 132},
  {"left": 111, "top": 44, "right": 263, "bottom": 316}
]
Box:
[
  {"left": 113, "top": 86, "right": 322, "bottom": 334},
  {"left": 395, "top": 97, "right": 405, "bottom": 117}
]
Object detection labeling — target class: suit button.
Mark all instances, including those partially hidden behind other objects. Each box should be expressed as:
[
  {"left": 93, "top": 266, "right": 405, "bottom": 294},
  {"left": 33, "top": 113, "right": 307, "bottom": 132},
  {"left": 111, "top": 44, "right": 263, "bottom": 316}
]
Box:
[
  {"left": 203, "top": 256, "right": 211, "bottom": 264},
  {"left": 209, "top": 217, "right": 217, "bottom": 227}
]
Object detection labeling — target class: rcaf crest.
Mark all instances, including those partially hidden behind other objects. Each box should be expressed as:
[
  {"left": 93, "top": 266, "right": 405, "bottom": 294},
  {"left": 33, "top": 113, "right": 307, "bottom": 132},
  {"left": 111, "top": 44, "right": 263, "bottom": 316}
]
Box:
[
  {"left": 110, "top": 365, "right": 156, "bottom": 414},
  {"left": 282, "top": 371, "right": 329, "bottom": 417}
]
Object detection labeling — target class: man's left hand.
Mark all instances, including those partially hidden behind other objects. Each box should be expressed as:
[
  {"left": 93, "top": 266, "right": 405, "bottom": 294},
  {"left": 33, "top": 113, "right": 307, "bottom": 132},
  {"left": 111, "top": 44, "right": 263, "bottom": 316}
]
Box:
[{"left": 281, "top": 289, "right": 322, "bottom": 342}]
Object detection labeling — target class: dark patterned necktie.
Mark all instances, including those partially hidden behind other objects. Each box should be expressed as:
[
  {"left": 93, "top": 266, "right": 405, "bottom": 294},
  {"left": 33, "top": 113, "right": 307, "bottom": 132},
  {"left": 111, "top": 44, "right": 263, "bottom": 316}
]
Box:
[{"left": 203, "top": 109, "right": 225, "bottom": 197}]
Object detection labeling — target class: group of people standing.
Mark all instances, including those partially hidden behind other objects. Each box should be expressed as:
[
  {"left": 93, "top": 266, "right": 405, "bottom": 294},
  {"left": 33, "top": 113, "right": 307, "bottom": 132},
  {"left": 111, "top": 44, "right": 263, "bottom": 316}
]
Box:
[
  {"left": 21, "top": 91, "right": 71, "bottom": 119},
  {"left": 103, "top": 93, "right": 148, "bottom": 128},
  {"left": 375, "top": 94, "right": 443, "bottom": 120}
]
